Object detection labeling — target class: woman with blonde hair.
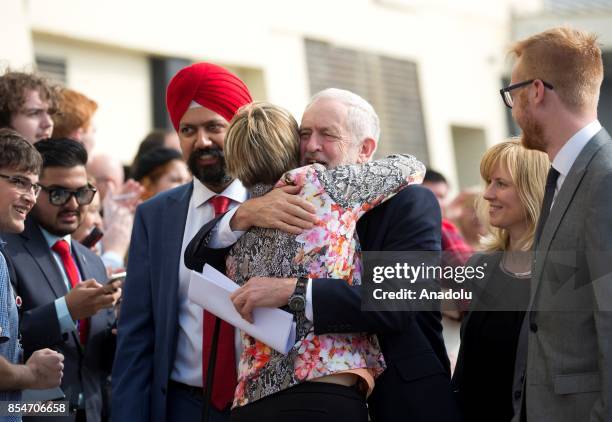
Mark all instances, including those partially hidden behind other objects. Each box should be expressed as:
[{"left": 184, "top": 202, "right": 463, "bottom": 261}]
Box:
[
  {"left": 208, "top": 101, "right": 426, "bottom": 421},
  {"left": 452, "top": 138, "right": 549, "bottom": 422}
]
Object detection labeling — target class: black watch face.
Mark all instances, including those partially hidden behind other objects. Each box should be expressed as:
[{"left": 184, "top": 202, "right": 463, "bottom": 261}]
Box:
[{"left": 289, "top": 295, "right": 305, "bottom": 311}]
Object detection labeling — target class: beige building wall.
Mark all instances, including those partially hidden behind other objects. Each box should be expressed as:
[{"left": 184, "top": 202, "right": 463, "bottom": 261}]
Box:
[
  {"left": 512, "top": 1, "right": 612, "bottom": 46},
  {"left": 33, "top": 35, "right": 152, "bottom": 161},
  {"left": 3, "top": 0, "right": 526, "bottom": 189},
  {"left": 0, "top": 0, "right": 34, "bottom": 69}
]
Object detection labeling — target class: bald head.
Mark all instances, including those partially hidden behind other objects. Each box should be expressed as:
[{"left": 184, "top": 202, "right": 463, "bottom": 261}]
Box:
[{"left": 87, "top": 153, "right": 125, "bottom": 200}]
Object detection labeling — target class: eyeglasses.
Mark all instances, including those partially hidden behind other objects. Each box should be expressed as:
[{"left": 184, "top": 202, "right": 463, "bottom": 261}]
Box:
[
  {"left": 0, "top": 173, "right": 41, "bottom": 198},
  {"left": 40, "top": 184, "right": 97, "bottom": 206},
  {"left": 500, "top": 79, "right": 554, "bottom": 109}
]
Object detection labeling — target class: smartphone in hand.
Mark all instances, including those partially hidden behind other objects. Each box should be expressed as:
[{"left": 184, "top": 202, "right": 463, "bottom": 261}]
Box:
[
  {"left": 103, "top": 272, "right": 126, "bottom": 293},
  {"left": 108, "top": 272, "right": 126, "bottom": 282},
  {"left": 81, "top": 226, "right": 104, "bottom": 249}
]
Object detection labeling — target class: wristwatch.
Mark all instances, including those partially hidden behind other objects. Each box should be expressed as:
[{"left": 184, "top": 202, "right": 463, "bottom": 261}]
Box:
[{"left": 288, "top": 276, "right": 308, "bottom": 312}]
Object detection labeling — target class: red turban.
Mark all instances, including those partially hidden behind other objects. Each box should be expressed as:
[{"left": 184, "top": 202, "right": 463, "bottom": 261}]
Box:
[{"left": 166, "top": 62, "right": 252, "bottom": 131}]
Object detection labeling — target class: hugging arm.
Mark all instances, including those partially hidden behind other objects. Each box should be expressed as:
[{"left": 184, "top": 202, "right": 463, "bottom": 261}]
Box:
[
  {"left": 313, "top": 185, "right": 442, "bottom": 335},
  {"left": 184, "top": 215, "right": 231, "bottom": 273}
]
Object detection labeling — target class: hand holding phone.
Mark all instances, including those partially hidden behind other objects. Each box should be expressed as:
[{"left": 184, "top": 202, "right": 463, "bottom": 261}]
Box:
[
  {"left": 108, "top": 271, "right": 127, "bottom": 282},
  {"left": 106, "top": 272, "right": 126, "bottom": 329},
  {"left": 103, "top": 272, "right": 126, "bottom": 294}
]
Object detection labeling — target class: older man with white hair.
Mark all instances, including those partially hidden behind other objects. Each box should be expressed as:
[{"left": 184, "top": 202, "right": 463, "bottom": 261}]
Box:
[{"left": 186, "top": 88, "right": 461, "bottom": 422}]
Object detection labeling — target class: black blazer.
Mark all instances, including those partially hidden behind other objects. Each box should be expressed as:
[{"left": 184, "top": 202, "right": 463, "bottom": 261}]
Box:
[
  {"left": 185, "top": 185, "right": 461, "bottom": 422},
  {"left": 3, "top": 218, "right": 114, "bottom": 422},
  {"left": 310, "top": 185, "right": 461, "bottom": 422},
  {"left": 452, "top": 252, "right": 529, "bottom": 422},
  {"left": 452, "top": 252, "right": 501, "bottom": 391}
]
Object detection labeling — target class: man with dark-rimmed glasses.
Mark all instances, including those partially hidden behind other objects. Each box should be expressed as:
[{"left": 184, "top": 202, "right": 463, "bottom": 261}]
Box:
[
  {"left": 3, "top": 138, "right": 120, "bottom": 422},
  {"left": 1, "top": 129, "right": 65, "bottom": 420},
  {"left": 503, "top": 27, "right": 612, "bottom": 422},
  {"left": 500, "top": 79, "right": 554, "bottom": 109}
]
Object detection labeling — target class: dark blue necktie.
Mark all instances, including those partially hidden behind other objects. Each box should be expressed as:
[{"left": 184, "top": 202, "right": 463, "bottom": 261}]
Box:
[{"left": 535, "top": 166, "right": 560, "bottom": 243}]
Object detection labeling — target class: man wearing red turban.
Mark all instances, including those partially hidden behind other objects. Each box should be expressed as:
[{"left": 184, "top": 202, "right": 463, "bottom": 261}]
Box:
[{"left": 113, "top": 62, "right": 252, "bottom": 422}]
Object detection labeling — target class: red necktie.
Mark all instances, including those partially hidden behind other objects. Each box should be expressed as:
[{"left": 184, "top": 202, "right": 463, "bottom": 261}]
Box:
[
  {"left": 202, "top": 195, "right": 237, "bottom": 410},
  {"left": 52, "top": 240, "right": 89, "bottom": 345}
]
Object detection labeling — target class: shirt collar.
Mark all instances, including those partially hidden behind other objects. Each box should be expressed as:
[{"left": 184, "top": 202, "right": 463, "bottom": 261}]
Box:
[
  {"left": 552, "top": 120, "right": 602, "bottom": 176},
  {"left": 191, "top": 178, "right": 247, "bottom": 207},
  {"left": 40, "top": 227, "right": 72, "bottom": 250}
]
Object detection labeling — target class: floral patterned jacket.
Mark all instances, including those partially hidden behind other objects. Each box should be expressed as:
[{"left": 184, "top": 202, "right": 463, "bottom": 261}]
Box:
[{"left": 226, "top": 154, "right": 425, "bottom": 407}]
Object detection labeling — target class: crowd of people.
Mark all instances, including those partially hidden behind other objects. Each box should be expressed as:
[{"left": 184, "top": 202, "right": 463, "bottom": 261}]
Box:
[{"left": 0, "top": 25, "right": 611, "bottom": 422}]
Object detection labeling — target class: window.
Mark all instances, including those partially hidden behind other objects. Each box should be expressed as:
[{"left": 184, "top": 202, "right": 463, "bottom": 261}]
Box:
[
  {"left": 35, "top": 56, "right": 67, "bottom": 85},
  {"left": 305, "top": 39, "right": 429, "bottom": 163}
]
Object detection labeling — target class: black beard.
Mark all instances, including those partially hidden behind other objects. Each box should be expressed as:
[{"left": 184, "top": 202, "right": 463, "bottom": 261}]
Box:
[{"left": 187, "top": 147, "right": 232, "bottom": 188}]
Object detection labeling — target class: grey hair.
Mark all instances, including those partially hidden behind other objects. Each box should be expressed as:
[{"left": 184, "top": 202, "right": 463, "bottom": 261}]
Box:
[{"left": 307, "top": 88, "right": 380, "bottom": 145}]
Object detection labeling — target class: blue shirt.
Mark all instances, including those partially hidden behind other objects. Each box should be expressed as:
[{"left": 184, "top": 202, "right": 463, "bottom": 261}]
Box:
[{"left": 0, "top": 239, "right": 23, "bottom": 420}]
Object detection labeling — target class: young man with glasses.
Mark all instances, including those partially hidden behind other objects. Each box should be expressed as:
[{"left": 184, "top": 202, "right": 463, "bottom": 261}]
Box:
[
  {"left": 502, "top": 28, "right": 612, "bottom": 422},
  {"left": 0, "top": 71, "right": 59, "bottom": 144},
  {"left": 3, "top": 138, "right": 121, "bottom": 422},
  {"left": 1, "top": 129, "right": 65, "bottom": 418}
]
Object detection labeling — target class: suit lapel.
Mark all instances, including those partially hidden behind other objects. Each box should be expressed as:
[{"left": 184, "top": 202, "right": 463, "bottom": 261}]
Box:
[
  {"left": 69, "top": 243, "right": 91, "bottom": 349},
  {"left": 21, "top": 219, "right": 68, "bottom": 298},
  {"left": 73, "top": 243, "right": 113, "bottom": 349},
  {"left": 20, "top": 220, "right": 85, "bottom": 348},
  {"left": 530, "top": 129, "right": 611, "bottom": 304},
  {"left": 162, "top": 184, "right": 193, "bottom": 370},
  {"left": 72, "top": 246, "right": 91, "bottom": 281}
]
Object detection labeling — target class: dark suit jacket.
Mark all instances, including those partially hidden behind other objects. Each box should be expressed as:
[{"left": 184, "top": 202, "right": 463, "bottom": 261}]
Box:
[
  {"left": 112, "top": 183, "right": 193, "bottom": 422},
  {"left": 310, "top": 185, "right": 460, "bottom": 422},
  {"left": 185, "top": 184, "right": 461, "bottom": 422},
  {"left": 451, "top": 253, "right": 499, "bottom": 386},
  {"left": 3, "top": 218, "right": 114, "bottom": 422},
  {"left": 451, "top": 252, "right": 524, "bottom": 422}
]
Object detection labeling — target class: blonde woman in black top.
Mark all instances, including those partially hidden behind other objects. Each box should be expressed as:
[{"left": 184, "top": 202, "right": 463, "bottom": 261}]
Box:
[{"left": 452, "top": 139, "right": 548, "bottom": 422}]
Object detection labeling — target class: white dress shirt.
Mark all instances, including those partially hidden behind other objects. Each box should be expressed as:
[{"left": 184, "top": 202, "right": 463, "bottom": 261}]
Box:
[
  {"left": 170, "top": 178, "right": 247, "bottom": 387},
  {"left": 551, "top": 120, "right": 602, "bottom": 204}
]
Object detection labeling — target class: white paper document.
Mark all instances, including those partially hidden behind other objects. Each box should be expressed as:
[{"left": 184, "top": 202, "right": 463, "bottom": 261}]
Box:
[{"left": 188, "top": 264, "right": 297, "bottom": 354}]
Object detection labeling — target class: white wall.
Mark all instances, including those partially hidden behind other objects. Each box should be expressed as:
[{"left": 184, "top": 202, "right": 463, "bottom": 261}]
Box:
[
  {"left": 513, "top": 14, "right": 612, "bottom": 48},
  {"left": 0, "top": 0, "right": 34, "bottom": 70},
  {"left": 415, "top": 7, "right": 510, "bottom": 185},
  {"left": 33, "top": 35, "right": 152, "bottom": 162},
  {"left": 3, "top": 0, "right": 517, "bottom": 187}
]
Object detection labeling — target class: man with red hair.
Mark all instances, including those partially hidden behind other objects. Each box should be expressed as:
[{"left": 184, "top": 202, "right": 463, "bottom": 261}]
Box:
[
  {"left": 52, "top": 88, "right": 98, "bottom": 154},
  {"left": 112, "top": 63, "right": 252, "bottom": 422}
]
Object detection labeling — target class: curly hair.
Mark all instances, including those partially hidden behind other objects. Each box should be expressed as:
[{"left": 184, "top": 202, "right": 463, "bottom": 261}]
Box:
[{"left": 0, "top": 70, "right": 60, "bottom": 128}]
